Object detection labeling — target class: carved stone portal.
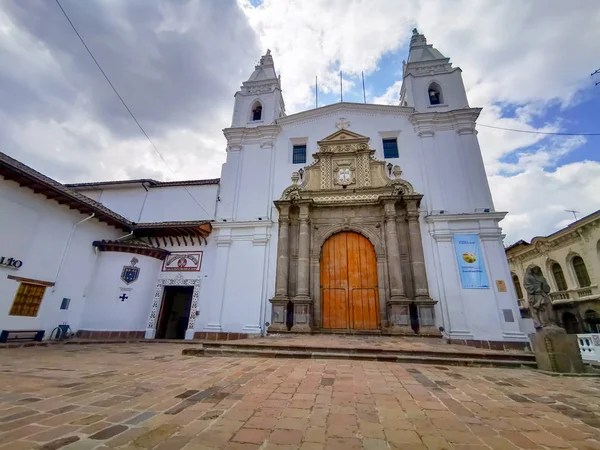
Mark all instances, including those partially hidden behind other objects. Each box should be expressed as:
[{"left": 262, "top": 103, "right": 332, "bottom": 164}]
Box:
[{"left": 269, "top": 128, "right": 437, "bottom": 335}]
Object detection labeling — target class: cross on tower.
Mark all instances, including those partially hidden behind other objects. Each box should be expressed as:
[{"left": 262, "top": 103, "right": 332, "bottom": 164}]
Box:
[
  {"left": 335, "top": 118, "right": 350, "bottom": 130},
  {"left": 119, "top": 293, "right": 128, "bottom": 302}
]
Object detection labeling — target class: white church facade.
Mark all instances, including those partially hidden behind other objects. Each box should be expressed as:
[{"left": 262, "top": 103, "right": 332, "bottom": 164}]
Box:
[{"left": 0, "top": 31, "right": 531, "bottom": 347}]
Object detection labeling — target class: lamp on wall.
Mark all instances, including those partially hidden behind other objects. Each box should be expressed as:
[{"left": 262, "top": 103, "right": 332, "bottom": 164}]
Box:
[{"left": 298, "top": 168, "right": 304, "bottom": 181}]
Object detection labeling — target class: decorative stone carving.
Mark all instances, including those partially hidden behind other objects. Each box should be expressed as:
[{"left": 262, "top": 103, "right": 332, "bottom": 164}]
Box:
[
  {"left": 333, "top": 160, "right": 355, "bottom": 186},
  {"left": 272, "top": 127, "right": 436, "bottom": 335}
]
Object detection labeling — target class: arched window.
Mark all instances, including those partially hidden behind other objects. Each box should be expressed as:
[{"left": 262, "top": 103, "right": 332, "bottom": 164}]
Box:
[
  {"left": 572, "top": 256, "right": 591, "bottom": 287},
  {"left": 562, "top": 312, "right": 580, "bottom": 334},
  {"left": 251, "top": 102, "right": 262, "bottom": 121},
  {"left": 428, "top": 82, "right": 442, "bottom": 105},
  {"left": 551, "top": 262, "right": 568, "bottom": 291},
  {"left": 511, "top": 273, "right": 523, "bottom": 299},
  {"left": 585, "top": 309, "right": 600, "bottom": 333}
]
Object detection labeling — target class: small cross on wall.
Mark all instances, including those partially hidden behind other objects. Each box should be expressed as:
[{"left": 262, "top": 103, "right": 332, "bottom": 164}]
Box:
[
  {"left": 119, "top": 293, "right": 128, "bottom": 302},
  {"left": 335, "top": 118, "right": 350, "bottom": 130}
]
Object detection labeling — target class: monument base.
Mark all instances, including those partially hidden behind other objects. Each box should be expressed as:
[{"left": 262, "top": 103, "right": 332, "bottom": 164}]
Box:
[{"left": 529, "top": 326, "right": 585, "bottom": 373}]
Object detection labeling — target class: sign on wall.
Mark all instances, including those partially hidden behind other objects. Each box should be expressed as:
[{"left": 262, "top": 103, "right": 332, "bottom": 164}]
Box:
[
  {"left": 453, "top": 234, "right": 489, "bottom": 289},
  {"left": 162, "top": 252, "right": 203, "bottom": 272},
  {"left": 0, "top": 256, "right": 23, "bottom": 269}
]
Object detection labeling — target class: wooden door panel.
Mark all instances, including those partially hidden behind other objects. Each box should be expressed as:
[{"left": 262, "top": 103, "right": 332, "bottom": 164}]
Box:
[{"left": 321, "top": 231, "right": 379, "bottom": 330}]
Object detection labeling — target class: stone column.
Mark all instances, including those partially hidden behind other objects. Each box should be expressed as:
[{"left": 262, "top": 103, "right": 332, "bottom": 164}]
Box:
[
  {"left": 406, "top": 199, "right": 429, "bottom": 299},
  {"left": 406, "top": 197, "right": 438, "bottom": 335},
  {"left": 384, "top": 200, "right": 407, "bottom": 299},
  {"left": 292, "top": 202, "right": 312, "bottom": 332},
  {"left": 268, "top": 203, "right": 291, "bottom": 332},
  {"left": 383, "top": 200, "right": 411, "bottom": 333}
]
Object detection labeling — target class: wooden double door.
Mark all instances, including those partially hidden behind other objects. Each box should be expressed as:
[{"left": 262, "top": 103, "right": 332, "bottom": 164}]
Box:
[{"left": 321, "top": 232, "right": 380, "bottom": 330}]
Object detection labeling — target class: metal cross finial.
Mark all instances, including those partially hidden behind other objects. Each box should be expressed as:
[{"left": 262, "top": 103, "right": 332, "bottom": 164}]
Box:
[{"left": 335, "top": 118, "right": 350, "bottom": 130}]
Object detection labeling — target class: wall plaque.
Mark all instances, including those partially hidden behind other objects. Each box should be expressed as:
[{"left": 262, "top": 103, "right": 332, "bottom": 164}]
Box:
[
  {"left": 496, "top": 280, "right": 507, "bottom": 292},
  {"left": 162, "top": 252, "right": 203, "bottom": 272}
]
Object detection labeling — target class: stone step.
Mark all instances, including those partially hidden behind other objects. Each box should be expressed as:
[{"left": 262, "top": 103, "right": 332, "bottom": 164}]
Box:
[
  {"left": 200, "top": 341, "right": 535, "bottom": 363},
  {"left": 182, "top": 347, "right": 537, "bottom": 369}
]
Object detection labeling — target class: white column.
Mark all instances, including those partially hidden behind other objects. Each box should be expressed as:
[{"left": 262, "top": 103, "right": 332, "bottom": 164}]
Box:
[{"left": 204, "top": 229, "right": 231, "bottom": 332}]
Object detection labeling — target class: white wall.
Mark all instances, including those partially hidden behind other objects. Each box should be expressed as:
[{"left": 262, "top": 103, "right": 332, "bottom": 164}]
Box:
[
  {"left": 81, "top": 252, "right": 162, "bottom": 332},
  {"left": 0, "top": 177, "right": 120, "bottom": 338},
  {"left": 200, "top": 225, "right": 271, "bottom": 334},
  {"left": 78, "top": 184, "right": 218, "bottom": 223},
  {"left": 425, "top": 215, "right": 527, "bottom": 342},
  {"left": 140, "top": 185, "right": 217, "bottom": 222},
  {"left": 219, "top": 106, "right": 494, "bottom": 224}
]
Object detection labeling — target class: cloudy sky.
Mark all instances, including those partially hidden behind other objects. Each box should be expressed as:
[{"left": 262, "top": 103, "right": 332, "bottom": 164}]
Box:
[{"left": 1, "top": 0, "right": 599, "bottom": 243}]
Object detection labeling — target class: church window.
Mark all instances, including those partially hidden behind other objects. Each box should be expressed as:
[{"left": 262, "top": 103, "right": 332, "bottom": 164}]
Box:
[
  {"left": 9, "top": 282, "right": 47, "bottom": 317},
  {"left": 428, "top": 82, "right": 442, "bottom": 105},
  {"left": 251, "top": 103, "right": 262, "bottom": 121},
  {"left": 551, "top": 262, "right": 568, "bottom": 291},
  {"left": 293, "top": 145, "right": 306, "bottom": 164},
  {"left": 572, "top": 256, "right": 591, "bottom": 287},
  {"left": 382, "top": 138, "right": 399, "bottom": 159},
  {"left": 511, "top": 273, "right": 523, "bottom": 299}
]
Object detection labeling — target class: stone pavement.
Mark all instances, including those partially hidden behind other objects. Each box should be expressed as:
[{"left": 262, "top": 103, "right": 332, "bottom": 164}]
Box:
[{"left": 0, "top": 343, "right": 599, "bottom": 450}]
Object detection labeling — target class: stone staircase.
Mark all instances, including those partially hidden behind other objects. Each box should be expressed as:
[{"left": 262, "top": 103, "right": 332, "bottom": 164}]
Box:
[{"left": 183, "top": 340, "right": 537, "bottom": 369}]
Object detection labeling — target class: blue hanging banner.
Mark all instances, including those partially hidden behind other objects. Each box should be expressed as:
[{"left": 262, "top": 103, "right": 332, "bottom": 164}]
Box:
[{"left": 453, "top": 234, "right": 489, "bottom": 289}]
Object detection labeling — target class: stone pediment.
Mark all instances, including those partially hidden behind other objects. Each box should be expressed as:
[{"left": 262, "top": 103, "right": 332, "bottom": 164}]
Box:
[
  {"left": 319, "top": 129, "right": 369, "bottom": 143},
  {"left": 279, "top": 128, "right": 417, "bottom": 205}
]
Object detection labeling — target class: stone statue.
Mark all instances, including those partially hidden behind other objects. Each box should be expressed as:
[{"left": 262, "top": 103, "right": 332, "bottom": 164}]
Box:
[{"left": 523, "top": 267, "right": 557, "bottom": 330}]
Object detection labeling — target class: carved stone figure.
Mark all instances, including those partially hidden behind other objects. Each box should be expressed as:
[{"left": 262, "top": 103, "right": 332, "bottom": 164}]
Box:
[{"left": 523, "top": 267, "right": 557, "bottom": 329}]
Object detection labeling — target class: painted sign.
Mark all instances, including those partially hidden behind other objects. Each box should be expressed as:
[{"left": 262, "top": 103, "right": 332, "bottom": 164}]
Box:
[
  {"left": 0, "top": 256, "right": 23, "bottom": 269},
  {"left": 121, "top": 257, "right": 140, "bottom": 285},
  {"left": 162, "top": 252, "right": 203, "bottom": 272},
  {"left": 453, "top": 234, "right": 489, "bottom": 289}
]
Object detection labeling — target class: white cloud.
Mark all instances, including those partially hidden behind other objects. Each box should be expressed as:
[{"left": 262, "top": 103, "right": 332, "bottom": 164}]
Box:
[
  {"left": 373, "top": 80, "right": 403, "bottom": 106},
  {"left": 239, "top": 0, "right": 415, "bottom": 111},
  {"left": 490, "top": 161, "right": 600, "bottom": 244},
  {"left": 2, "top": 0, "right": 598, "bottom": 243},
  {"left": 238, "top": 0, "right": 600, "bottom": 242}
]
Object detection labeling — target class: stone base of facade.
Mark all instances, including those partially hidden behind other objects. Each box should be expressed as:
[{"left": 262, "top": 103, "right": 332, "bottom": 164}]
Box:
[
  {"left": 448, "top": 338, "right": 530, "bottom": 351},
  {"left": 77, "top": 330, "right": 145, "bottom": 340},
  {"left": 193, "top": 332, "right": 251, "bottom": 341}
]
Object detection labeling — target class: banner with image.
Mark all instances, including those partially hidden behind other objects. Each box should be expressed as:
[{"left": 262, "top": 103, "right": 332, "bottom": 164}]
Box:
[{"left": 453, "top": 234, "right": 489, "bottom": 289}]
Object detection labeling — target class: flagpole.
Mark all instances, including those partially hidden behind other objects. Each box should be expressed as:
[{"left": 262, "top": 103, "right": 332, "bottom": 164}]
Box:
[
  {"left": 362, "top": 71, "right": 366, "bottom": 103},
  {"left": 340, "top": 71, "right": 343, "bottom": 102}
]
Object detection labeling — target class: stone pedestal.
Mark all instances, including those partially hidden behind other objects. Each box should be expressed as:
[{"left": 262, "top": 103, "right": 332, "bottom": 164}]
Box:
[
  {"left": 291, "top": 298, "right": 312, "bottom": 332},
  {"left": 415, "top": 301, "right": 441, "bottom": 336},
  {"left": 529, "top": 327, "right": 585, "bottom": 373},
  {"left": 268, "top": 297, "right": 289, "bottom": 333},
  {"left": 387, "top": 301, "right": 413, "bottom": 334}
]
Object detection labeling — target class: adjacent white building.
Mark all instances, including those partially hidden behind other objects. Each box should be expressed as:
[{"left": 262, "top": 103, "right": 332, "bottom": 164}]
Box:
[{"left": 0, "top": 30, "right": 530, "bottom": 347}]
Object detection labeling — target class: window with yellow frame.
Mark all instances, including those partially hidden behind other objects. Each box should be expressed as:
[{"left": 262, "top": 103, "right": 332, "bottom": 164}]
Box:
[{"left": 9, "top": 282, "right": 47, "bottom": 317}]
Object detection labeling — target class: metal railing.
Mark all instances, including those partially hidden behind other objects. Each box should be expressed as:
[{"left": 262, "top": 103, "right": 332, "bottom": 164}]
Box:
[{"left": 578, "top": 334, "right": 600, "bottom": 362}]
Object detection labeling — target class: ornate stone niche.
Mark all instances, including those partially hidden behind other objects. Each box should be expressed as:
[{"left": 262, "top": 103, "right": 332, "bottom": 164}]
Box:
[{"left": 269, "top": 127, "right": 438, "bottom": 335}]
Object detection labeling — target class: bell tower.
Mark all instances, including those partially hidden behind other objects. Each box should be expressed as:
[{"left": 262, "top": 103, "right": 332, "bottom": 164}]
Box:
[
  {"left": 231, "top": 50, "right": 286, "bottom": 128},
  {"left": 399, "top": 29, "right": 469, "bottom": 112}
]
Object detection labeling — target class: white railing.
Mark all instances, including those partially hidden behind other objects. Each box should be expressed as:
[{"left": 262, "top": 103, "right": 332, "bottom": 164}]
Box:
[
  {"left": 577, "top": 334, "right": 600, "bottom": 362},
  {"left": 550, "top": 285, "right": 599, "bottom": 303}
]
